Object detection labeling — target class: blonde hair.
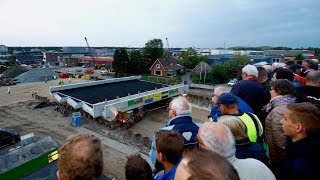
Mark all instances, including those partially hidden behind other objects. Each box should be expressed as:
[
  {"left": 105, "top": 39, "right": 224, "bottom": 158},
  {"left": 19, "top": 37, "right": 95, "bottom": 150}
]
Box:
[{"left": 217, "top": 116, "right": 248, "bottom": 141}]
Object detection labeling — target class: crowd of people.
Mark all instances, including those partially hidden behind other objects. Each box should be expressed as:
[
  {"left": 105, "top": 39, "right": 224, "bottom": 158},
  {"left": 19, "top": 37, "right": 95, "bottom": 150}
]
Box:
[{"left": 56, "top": 59, "right": 320, "bottom": 180}]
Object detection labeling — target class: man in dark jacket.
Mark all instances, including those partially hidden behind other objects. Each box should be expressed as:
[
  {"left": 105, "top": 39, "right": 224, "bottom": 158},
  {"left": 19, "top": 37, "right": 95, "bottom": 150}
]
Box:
[
  {"left": 279, "top": 102, "right": 320, "bottom": 180},
  {"left": 231, "top": 64, "right": 266, "bottom": 120},
  {"left": 149, "top": 96, "right": 200, "bottom": 173},
  {"left": 296, "top": 70, "right": 320, "bottom": 108}
]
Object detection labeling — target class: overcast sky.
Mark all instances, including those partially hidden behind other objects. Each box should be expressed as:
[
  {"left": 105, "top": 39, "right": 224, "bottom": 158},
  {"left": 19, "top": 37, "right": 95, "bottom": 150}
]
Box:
[{"left": 1, "top": 0, "right": 319, "bottom": 48}]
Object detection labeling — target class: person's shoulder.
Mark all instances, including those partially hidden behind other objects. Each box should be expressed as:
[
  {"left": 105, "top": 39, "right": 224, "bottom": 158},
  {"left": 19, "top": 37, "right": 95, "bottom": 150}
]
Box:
[
  {"left": 237, "top": 158, "right": 276, "bottom": 179},
  {"left": 161, "top": 126, "right": 174, "bottom": 131},
  {"left": 247, "top": 142, "right": 265, "bottom": 151},
  {"left": 238, "top": 158, "right": 271, "bottom": 170}
]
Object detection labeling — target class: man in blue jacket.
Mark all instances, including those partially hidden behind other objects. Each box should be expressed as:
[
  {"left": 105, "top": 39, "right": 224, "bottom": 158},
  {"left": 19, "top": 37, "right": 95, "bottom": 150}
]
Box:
[
  {"left": 209, "top": 86, "right": 254, "bottom": 122},
  {"left": 150, "top": 96, "right": 200, "bottom": 173}
]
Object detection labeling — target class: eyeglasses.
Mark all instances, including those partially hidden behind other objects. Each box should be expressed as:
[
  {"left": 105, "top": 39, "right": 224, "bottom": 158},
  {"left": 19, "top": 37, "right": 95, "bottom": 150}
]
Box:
[{"left": 167, "top": 107, "right": 173, "bottom": 111}]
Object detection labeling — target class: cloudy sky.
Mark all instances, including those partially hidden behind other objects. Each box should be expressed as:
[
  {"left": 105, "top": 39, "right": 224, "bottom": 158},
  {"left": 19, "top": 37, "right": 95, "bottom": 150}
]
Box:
[{"left": 0, "top": 0, "right": 319, "bottom": 48}]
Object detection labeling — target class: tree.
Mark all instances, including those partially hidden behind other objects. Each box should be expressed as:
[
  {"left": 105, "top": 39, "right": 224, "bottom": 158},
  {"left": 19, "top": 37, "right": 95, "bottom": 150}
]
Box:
[
  {"left": 224, "top": 55, "right": 250, "bottom": 78},
  {"left": 143, "top": 39, "right": 164, "bottom": 71},
  {"left": 8, "top": 55, "right": 16, "bottom": 65},
  {"left": 295, "top": 53, "right": 304, "bottom": 60},
  {"left": 113, "top": 48, "right": 129, "bottom": 73},
  {"left": 209, "top": 64, "right": 229, "bottom": 84},
  {"left": 128, "top": 50, "right": 143, "bottom": 74},
  {"left": 179, "top": 47, "right": 197, "bottom": 60},
  {"left": 181, "top": 56, "right": 208, "bottom": 69}
]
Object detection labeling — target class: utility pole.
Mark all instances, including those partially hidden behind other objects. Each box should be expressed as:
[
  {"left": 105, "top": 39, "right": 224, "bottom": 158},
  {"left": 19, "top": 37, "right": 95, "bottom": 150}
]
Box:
[
  {"left": 204, "top": 62, "right": 206, "bottom": 83},
  {"left": 166, "top": 38, "right": 170, "bottom": 50},
  {"left": 199, "top": 62, "right": 202, "bottom": 83}
]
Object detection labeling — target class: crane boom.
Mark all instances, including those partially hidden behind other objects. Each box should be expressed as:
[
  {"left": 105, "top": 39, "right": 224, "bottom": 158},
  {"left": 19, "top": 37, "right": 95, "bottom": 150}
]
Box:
[
  {"left": 166, "top": 38, "right": 170, "bottom": 50},
  {"left": 84, "top": 37, "right": 91, "bottom": 52},
  {"left": 84, "top": 37, "right": 96, "bottom": 68}
]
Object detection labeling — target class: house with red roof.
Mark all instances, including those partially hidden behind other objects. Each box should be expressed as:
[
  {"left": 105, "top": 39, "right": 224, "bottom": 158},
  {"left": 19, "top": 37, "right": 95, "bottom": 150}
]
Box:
[{"left": 149, "top": 57, "right": 184, "bottom": 77}]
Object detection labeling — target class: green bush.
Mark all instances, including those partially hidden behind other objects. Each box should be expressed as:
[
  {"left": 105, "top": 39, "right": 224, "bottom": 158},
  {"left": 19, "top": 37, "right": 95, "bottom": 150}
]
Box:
[
  {"left": 209, "top": 64, "right": 229, "bottom": 84},
  {"left": 191, "top": 55, "right": 250, "bottom": 85}
]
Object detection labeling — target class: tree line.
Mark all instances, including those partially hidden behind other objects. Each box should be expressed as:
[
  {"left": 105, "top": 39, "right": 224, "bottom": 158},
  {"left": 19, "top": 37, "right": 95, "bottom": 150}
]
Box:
[{"left": 112, "top": 39, "right": 164, "bottom": 74}]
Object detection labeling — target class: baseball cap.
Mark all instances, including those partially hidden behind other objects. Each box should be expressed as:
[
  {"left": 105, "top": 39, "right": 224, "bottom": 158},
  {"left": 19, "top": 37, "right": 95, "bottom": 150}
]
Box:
[
  {"left": 286, "top": 61, "right": 295, "bottom": 66},
  {"left": 289, "top": 63, "right": 304, "bottom": 71},
  {"left": 217, "top": 93, "right": 238, "bottom": 105}
]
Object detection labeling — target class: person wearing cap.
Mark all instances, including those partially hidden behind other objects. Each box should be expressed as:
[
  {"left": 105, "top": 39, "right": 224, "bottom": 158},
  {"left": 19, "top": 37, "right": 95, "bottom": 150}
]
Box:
[
  {"left": 285, "top": 60, "right": 295, "bottom": 70},
  {"left": 289, "top": 63, "right": 306, "bottom": 86},
  {"left": 217, "top": 93, "right": 264, "bottom": 144},
  {"left": 209, "top": 86, "right": 254, "bottom": 122}
]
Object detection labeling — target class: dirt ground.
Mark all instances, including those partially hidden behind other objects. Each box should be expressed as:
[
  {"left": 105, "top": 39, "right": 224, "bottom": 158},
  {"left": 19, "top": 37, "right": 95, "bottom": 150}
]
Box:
[{"left": 0, "top": 79, "right": 211, "bottom": 179}]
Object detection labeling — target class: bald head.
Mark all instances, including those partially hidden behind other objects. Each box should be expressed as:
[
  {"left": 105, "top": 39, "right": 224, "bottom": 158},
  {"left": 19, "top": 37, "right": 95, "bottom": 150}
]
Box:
[
  {"left": 198, "top": 122, "right": 236, "bottom": 158},
  {"left": 306, "top": 70, "right": 320, "bottom": 87}
]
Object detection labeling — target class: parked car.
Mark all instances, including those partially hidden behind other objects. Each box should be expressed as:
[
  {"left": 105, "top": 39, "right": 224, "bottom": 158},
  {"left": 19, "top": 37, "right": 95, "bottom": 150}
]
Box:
[
  {"left": 0, "top": 128, "right": 20, "bottom": 148},
  {"left": 100, "top": 70, "right": 108, "bottom": 76},
  {"left": 227, "top": 78, "right": 238, "bottom": 87}
]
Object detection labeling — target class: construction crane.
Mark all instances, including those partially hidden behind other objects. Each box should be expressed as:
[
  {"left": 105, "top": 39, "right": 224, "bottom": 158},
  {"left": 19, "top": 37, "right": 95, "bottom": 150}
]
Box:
[
  {"left": 84, "top": 37, "right": 101, "bottom": 69},
  {"left": 166, "top": 37, "right": 170, "bottom": 50}
]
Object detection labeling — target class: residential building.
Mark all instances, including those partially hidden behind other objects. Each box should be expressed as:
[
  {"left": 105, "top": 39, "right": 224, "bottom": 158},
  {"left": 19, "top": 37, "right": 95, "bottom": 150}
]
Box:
[
  {"left": 15, "top": 50, "right": 44, "bottom": 65},
  {"left": 149, "top": 57, "right": 184, "bottom": 77},
  {"left": 0, "top": 45, "right": 9, "bottom": 63}
]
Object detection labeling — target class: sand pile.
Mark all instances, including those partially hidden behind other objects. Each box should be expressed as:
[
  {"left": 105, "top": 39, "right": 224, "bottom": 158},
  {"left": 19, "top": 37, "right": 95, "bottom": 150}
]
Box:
[{"left": 15, "top": 68, "right": 58, "bottom": 83}]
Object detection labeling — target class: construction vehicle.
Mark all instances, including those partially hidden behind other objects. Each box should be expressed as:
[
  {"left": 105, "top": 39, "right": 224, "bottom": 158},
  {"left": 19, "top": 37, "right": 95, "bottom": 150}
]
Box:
[
  {"left": 115, "top": 108, "right": 144, "bottom": 129},
  {"left": 59, "top": 73, "right": 69, "bottom": 78},
  {"left": 85, "top": 67, "right": 94, "bottom": 74},
  {"left": 94, "top": 63, "right": 106, "bottom": 70}
]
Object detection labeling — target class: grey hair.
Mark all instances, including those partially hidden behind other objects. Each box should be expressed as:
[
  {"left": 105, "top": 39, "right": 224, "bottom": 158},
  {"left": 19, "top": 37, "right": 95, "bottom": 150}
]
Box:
[
  {"left": 272, "top": 62, "right": 286, "bottom": 69},
  {"left": 242, "top": 64, "right": 258, "bottom": 77},
  {"left": 170, "top": 96, "right": 191, "bottom": 115},
  {"left": 262, "top": 65, "right": 274, "bottom": 74},
  {"left": 199, "top": 122, "right": 236, "bottom": 158},
  {"left": 213, "top": 86, "right": 229, "bottom": 97}
]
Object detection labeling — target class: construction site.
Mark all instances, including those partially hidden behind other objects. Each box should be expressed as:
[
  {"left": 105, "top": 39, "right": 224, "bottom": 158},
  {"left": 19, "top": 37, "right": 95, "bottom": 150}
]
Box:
[{"left": 0, "top": 66, "right": 214, "bottom": 179}]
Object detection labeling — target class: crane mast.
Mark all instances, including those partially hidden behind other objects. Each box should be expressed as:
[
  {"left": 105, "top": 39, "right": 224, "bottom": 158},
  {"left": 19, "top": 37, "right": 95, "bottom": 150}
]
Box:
[{"left": 84, "top": 37, "right": 96, "bottom": 68}]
